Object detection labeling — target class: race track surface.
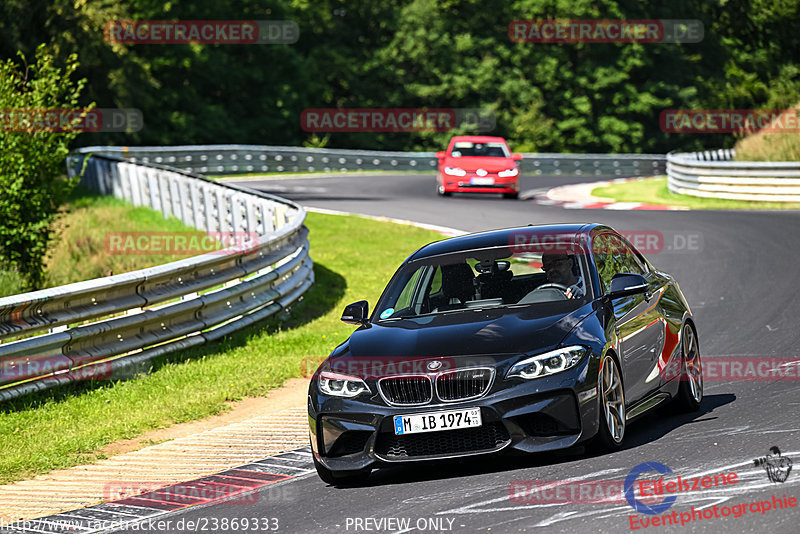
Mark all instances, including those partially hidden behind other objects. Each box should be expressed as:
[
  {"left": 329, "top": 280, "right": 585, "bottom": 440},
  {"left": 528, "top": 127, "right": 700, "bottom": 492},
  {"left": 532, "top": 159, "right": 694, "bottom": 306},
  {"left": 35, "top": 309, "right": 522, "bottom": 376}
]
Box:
[{"left": 114, "top": 172, "right": 800, "bottom": 534}]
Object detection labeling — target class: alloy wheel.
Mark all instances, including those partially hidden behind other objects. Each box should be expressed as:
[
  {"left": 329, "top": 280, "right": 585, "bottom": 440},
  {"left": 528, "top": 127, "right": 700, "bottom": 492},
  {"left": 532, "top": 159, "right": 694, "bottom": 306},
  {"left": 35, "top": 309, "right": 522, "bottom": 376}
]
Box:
[
  {"left": 683, "top": 325, "right": 703, "bottom": 404},
  {"left": 601, "top": 355, "right": 626, "bottom": 443}
]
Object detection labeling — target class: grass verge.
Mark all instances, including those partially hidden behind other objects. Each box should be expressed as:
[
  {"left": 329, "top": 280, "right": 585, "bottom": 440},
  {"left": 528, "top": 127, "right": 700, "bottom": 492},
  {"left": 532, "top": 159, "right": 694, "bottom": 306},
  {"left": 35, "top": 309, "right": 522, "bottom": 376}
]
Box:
[
  {"left": 0, "top": 188, "right": 200, "bottom": 298},
  {"left": 0, "top": 211, "right": 443, "bottom": 484},
  {"left": 592, "top": 177, "right": 800, "bottom": 210},
  {"left": 733, "top": 103, "right": 800, "bottom": 162}
]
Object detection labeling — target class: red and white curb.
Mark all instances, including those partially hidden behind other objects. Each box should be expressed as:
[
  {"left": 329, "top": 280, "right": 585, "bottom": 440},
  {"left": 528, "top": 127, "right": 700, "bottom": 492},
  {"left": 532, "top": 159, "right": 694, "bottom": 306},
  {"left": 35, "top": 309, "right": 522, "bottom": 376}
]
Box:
[
  {"left": 521, "top": 177, "right": 688, "bottom": 211},
  {"left": 0, "top": 448, "right": 314, "bottom": 534}
]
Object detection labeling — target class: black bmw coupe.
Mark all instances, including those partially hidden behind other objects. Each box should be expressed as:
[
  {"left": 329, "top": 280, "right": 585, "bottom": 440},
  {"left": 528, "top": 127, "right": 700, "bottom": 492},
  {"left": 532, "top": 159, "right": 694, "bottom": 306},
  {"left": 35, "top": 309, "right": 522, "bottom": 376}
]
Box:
[{"left": 308, "top": 224, "right": 703, "bottom": 485}]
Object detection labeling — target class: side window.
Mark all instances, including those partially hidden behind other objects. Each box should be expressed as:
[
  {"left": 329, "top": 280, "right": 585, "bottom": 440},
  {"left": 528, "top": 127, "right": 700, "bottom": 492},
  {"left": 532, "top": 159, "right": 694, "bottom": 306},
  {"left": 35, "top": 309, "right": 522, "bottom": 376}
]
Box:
[
  {"left": 428, "top": 266, "right": 443, "bottom": 295},
  {"left": 593, "top": 234, "right": 616, "bottom": 293},
  {"left": 614, "top": 237, "right": 646, "bottom": 276},
  {"left": 395, "top": 269, "right": 423, "bottom": 311},
  {"left": 617, "top": 235, "right": 649, "bottom": 274},
  {"left": 594, "top": 232, "right": 648, "bottom": 294}
]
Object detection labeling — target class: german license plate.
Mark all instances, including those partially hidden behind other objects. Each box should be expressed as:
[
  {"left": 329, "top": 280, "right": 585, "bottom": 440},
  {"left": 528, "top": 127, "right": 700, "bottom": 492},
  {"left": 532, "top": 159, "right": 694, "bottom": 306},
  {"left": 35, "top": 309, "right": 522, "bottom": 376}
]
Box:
[
  {"left": 470, "top": 177, "right": 494, "bottom": 185},
  {"left": 393, "top": 408, "right": 482, "bottom": 435}
]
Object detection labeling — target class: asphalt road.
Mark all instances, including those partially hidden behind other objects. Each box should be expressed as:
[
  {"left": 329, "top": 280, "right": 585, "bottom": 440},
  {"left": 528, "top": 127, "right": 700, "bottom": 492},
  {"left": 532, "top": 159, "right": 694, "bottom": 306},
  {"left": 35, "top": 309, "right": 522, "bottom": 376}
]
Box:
[{"left": 116, "top": 172, "right": 800, "bottom": 534}]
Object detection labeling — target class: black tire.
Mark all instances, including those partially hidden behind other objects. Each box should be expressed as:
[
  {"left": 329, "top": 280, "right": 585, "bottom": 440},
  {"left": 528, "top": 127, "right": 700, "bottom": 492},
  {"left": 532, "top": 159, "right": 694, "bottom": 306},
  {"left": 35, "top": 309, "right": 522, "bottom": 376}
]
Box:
[
  {"left": 503, "top": 192, "right": 519, "bottom": 199},
  {"left": 313, "top": 455, "right": 371, "bottom": 486},
  {"left": 673, "top": 323, "right": 703, "bottom": 412},
  {"left": 593, "top": 353, "right": 626, "bottom": 452},
  {"left": 437, "top": 185, "right": 452, "bottom": 197}
]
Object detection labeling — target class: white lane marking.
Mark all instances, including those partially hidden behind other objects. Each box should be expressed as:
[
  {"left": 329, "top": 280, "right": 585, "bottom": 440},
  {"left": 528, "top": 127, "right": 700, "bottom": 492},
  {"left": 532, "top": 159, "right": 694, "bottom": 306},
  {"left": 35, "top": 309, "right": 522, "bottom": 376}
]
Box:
[
  {"left": 431, "top": 452, "right": 800, "bottom": 529},
  {"left": 436, "top": 468, "right": 625, "bottom": 515},
  {"left": 255, "top": 184, "right": 329, "bottom": 193}
]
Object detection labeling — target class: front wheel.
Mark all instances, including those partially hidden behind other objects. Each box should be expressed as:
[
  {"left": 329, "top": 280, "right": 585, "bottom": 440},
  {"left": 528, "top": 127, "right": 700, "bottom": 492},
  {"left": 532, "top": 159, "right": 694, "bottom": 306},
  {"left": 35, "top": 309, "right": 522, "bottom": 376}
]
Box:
[
  {"left": 437, "top": 185, "right": 452, "bottom": 197},
  {"left": 673, "top": 323, "right": 703, "bottom": 412},
  {"left": 313, "top": 455, "right": 371, "bottom": 486},
  {"left": 594, "top": 353, "right": 626, "bottom": 451}
]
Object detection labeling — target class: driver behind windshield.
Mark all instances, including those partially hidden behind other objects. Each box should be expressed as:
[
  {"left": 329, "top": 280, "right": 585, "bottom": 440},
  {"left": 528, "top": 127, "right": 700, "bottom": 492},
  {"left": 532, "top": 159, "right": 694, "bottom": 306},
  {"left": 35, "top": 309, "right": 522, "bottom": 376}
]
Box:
[{"left": 541, "top": 253, "right": 585, "bottom": 299}]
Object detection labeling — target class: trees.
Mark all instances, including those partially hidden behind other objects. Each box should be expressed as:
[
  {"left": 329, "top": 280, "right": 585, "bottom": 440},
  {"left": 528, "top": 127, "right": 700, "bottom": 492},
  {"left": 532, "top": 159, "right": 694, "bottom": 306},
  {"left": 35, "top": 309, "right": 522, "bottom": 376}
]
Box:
[
  {"left": 1, "top": 0, "right": 799, "bottom": 158},
  {"left": 0, "top": 46, "right": 87, "bottom": 289}
]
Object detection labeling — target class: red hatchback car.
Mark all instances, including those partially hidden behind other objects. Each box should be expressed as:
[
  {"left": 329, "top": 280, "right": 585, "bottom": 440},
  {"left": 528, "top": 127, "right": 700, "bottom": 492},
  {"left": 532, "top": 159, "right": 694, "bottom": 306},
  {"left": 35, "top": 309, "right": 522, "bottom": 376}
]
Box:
[{"left": 436, "top": 136, "right": 523, "bottom": 199}]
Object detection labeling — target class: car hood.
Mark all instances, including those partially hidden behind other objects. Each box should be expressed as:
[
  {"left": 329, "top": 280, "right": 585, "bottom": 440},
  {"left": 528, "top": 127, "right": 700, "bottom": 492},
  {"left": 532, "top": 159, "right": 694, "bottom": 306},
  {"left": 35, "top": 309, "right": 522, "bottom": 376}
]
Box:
[
  {"left": 326, "top": 304, "right": 593, "bottom": 377},
  {"left": 443, "top": 156, "right": 515, "bottom": 172}
]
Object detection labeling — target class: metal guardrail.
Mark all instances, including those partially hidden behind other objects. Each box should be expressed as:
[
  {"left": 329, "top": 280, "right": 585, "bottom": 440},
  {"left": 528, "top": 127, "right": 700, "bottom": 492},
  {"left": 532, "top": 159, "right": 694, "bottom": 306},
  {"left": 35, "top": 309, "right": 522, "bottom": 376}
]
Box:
[
  {"left": 80, "top": 145, "right": 666, "bottom": 177},
  {"left": 667, "top": 149, "right": 800, "bottom": 202},
  {"left": 0, "top": 151, "right": 313, "bottom": 401}
]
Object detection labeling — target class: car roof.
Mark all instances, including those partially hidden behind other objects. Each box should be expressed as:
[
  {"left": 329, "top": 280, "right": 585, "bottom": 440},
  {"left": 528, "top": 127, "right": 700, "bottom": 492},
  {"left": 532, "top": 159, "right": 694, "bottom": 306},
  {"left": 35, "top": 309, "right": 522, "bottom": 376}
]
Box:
[
  {"left": 449, "top": 135, "right": 508, "bottom": 144},
  {"left": 407, "top": 223, "right": 608, "bottom": 261}
]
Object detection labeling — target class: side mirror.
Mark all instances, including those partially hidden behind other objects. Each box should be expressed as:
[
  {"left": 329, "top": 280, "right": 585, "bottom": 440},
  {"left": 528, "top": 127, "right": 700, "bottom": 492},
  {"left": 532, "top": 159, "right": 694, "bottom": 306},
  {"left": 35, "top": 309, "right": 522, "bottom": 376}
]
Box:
[
  {"left": 341, "top": 300, "right": 369, "bottom": 325},
  {"left": 511, "top": 153, "right": 523, "bottom": 161},
  {"left": 435, "top": 151, "right": 446, "bottom": 159},
  {"left": 605, "top": 273, "right": 648, "bottom": 300}
]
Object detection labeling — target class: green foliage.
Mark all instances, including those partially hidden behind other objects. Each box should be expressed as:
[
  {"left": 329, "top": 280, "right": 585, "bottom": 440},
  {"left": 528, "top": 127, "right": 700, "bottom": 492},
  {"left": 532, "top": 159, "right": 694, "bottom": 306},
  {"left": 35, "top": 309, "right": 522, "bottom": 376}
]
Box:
[
  {"left": 593, "top": 177, "right": 800, "bottom": 209},
  {"left": 0, "top": 0, "right": 798, "bottom": 154},
  {"left": 0, "top": 45, "right": 88, "bottom": 289}
]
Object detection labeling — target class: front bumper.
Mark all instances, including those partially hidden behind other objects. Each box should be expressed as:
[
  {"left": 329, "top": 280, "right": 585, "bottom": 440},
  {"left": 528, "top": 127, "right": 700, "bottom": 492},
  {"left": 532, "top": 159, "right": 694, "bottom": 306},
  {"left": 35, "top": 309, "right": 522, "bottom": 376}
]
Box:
[
  {"left": 439, "top": 173, "right": 519, "bottom": 194},
  {"left": 308, "top": 358, "right": 600, "bottom": 473}
]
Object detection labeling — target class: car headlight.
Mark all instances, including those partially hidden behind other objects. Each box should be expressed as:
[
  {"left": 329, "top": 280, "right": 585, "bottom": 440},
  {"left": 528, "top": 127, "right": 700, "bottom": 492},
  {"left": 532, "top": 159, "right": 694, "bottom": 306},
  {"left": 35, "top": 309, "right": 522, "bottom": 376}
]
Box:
[
  {"left": 498, "top": 168, "right": 519, "bottom": 178},
  {"left": 444, "top": 166, "right": 467, "bottom": 176},
  {"left": 506, "top": 346, "right": 588, "bottom": 380},
  {"left": 319, "top": 371, "right": 370, "bottom": 397}
]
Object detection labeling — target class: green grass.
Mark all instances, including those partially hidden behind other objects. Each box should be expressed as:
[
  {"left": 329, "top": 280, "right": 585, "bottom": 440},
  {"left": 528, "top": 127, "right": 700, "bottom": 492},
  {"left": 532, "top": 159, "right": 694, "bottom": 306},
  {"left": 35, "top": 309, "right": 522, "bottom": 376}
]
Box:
[
  {"left": 0, "top": 212, "right": 442, "bottom": 484},
  {"left": 0, "top": 188, "right": 200, "bottom": 298},
  {"left": 44, "top": 189, "right": 205, "bottom": 288},
  {"left": 733, "top": 103, "right": 800, "bottom": 162},
  {"left": 592, "top": 177, "right": 800, "bottom": 210},
  {"left": 0, "top": 270, "right": 25, "bottom": 298}
]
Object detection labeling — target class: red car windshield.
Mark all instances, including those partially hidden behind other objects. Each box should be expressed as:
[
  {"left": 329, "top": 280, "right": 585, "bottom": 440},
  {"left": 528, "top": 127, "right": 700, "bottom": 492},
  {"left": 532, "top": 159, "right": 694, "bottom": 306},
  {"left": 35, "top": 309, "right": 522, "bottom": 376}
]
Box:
[{"left": 450, "top": 142, "right": 510, "bottom": 158}]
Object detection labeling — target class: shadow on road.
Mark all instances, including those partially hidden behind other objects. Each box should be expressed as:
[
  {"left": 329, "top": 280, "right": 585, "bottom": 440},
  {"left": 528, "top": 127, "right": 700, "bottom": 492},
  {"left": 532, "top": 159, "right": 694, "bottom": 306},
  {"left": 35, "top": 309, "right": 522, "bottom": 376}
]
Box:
[{"left": 328, "top": 393, "right": 735, "bottom": 489}]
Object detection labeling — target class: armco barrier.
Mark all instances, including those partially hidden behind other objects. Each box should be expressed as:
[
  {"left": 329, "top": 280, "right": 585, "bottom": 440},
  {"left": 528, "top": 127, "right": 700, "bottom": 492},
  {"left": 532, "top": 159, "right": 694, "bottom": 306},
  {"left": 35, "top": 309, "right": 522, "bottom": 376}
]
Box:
[
  {"left": 0, "top": 152, "right": 313, "bottom": 401},
  {"left": 668, "top": 149, "right": 800, "bottom": 202},
  {"left": 79, "top": 145, "right": 666, "bottom": 177}
]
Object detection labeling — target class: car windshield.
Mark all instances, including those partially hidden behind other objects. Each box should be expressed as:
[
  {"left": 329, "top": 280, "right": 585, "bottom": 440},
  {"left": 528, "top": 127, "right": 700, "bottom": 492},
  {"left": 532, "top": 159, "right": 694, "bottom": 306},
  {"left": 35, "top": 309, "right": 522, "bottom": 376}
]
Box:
[
  {"left": 374, "top": 245, "right": 590, "bottom": 321},
  {"left": 450, "top": 142, "right": 510, "bottom": 158}
]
